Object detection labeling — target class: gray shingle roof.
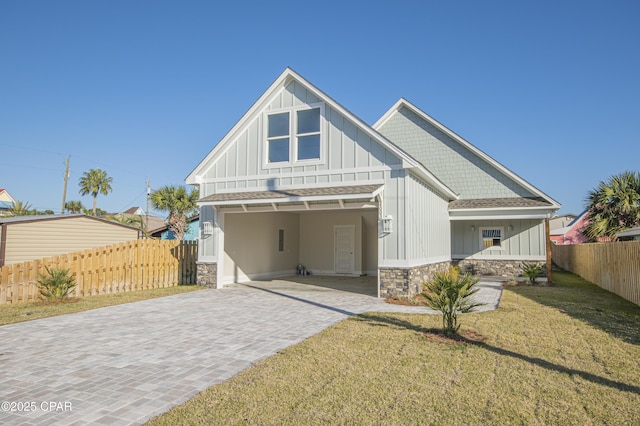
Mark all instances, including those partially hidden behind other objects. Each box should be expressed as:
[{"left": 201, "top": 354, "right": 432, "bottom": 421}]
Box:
[
  {"left": 200, "top": 184, "right": 382, "bottom": 203},
  {"left": 449, "top": 197, "right": 552, "bottom": 210}
]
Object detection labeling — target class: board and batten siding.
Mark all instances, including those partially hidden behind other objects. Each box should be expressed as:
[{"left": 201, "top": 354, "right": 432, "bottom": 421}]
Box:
[
  {"left": 451, "top": 219, "right": 545, "bottom": 259},
  {"left": 2, "top": 217, "right": 139, "bottom": 266},
  {"left": 199, "top": 80, "right": 401, "bottom": 198},
  {"left": 379, "top": 171, "right": 450, "bottom": 266},
  {"left": 404, "top": 173, "right": 451, "bottom": 263}
]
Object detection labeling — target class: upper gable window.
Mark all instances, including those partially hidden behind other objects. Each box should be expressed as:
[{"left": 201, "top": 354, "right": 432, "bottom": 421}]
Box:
[
  {"left": 267, "top": 112, "right": 290, "bottom": 163},
  {"left": 266, "top": 105, "right": 322, "bottom": 165}
]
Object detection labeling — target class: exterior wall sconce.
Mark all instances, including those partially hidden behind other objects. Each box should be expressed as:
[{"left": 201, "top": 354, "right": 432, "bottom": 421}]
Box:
[
  {"left": 508, "top": 225, "right": 514, "bottom": 231},
  {"left": 471, "top": 225, "right": 475, "bottom": 232},
  {"left": 380, "top": 216, "right": 393, "bottom": 234},
  {"left": 202, "top": 221, "right": 214, "bottom": 236}
]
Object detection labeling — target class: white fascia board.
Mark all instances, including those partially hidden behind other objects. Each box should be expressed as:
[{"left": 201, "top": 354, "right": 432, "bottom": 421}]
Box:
[
  {"left": 449, "top": 214, "right": 550, "bottom": 220},
  {"left": 409, "top": 168, "right": 458, "bottom": 200},
  {"left": 199, "top": 192, "right": 380, "bottom": 207},
  {"left": 373, "top": 98, "right": 561, "bottom": 209},
  {"left": 450, "top": 205, "right": 558, "bottom": 213}
]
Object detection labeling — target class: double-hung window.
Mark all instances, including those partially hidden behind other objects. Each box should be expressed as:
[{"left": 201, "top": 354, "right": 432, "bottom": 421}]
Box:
[
  {"left": 267, "top": 112, "right": 290, "bottom": 163},
  {"left": 266, "top": 106, "right": 322, "bottom": 164}
]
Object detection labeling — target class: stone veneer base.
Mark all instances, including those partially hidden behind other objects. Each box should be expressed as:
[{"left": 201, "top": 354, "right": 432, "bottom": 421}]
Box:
[
  {"left": 380, "top": 259, "right": 546, "bottom": 298},
  {"left": 379, "top": 261, "right": 451, "bottom": 298},
  {"left": 196, "top": 262, "right": 218, "bottom": 288},
  {"left": 452, "top": 259, "right": 545, "bottom": 277}
]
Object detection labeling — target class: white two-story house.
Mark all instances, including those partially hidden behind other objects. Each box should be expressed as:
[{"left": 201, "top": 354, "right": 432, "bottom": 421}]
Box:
[{"left": 186, "top": 68, "right": 559, "bottom": 297}]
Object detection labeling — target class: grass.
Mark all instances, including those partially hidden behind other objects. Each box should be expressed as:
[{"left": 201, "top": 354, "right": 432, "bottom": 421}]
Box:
[
  {"left": 0, "top": 285, "right": 205, "bottom": 326},
  {"left": 148, "top": 268, "right": 640, "bottom": 425}
]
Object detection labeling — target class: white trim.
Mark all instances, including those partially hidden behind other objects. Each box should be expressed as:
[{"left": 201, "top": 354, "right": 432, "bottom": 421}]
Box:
[
  {"left": 452, "top": 254, "right": 546, "bottom": 261},
  {"left": 450, "top": 206, "right": 556, "bottom": 212},
  {"left": 203, "top": 193, "right": 381, "bottom": 207},
  {"left": 373, "top": 98, "right": 561, "bottom": 209},
  {"left": 197, "top": 165, "right": 396, "bottom": 185},
  {"left": 378, "top": 256, "right": 451, "bottom": 268},
  {"left": 449, "top": 214, "right": 550, "bottom": 220},
  {"left": 205, "top": 179, "right": 386, "bottom": 194}
]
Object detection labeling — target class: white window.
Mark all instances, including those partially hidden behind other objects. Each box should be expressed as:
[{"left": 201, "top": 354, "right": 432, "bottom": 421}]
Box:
[
  {"left": 480, "top": 227, "right": 504, "bottom": 250},
  {"left": 266, "top": 105, "right": 322, "bottom": 165},
  {"left": 267, "top": 112, "right": 290, "bottom": 163}
]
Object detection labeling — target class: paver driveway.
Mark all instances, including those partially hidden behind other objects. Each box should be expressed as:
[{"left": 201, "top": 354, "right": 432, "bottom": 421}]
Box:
[{"left": 0, "top": 276, "right": 502, "bottom": 425}]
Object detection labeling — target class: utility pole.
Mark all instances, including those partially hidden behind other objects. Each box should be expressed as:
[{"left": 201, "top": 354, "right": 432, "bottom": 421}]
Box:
[
  {"left": 61, "top": 156, "right": 70, "bottom": 215},
  {"left": 146, "top": 178, "right": 151, "bottom": 235}
]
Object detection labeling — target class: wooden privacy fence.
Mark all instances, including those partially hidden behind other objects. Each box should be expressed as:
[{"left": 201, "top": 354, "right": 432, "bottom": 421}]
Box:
[
  {"left": 0, "top": 239, "right": 197, "bottom": 305},
  {"left": 552, "top": 241, "right": 640, "bottom": 306}
]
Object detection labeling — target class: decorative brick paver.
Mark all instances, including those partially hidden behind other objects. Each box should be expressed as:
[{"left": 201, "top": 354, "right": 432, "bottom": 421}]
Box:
[{"left": 0, "top": 277, "right": 501, "bottom": 425}]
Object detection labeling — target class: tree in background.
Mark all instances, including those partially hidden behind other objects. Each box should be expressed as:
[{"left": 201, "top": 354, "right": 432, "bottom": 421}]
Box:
[
  {"left": 583, "top": 171, "right": 640, "bottom": 241},
  {"left": 150, "top": 185, "right": 199, "bottom": 241},
  {"left": 79, "top": 168, "right": 113, "bottom": 216},
  {"left": 65, "top": 200, "right": 85, "bottom": 214},
  {"left": 8, "top": 200, "right": 35, "bottom": 216}
]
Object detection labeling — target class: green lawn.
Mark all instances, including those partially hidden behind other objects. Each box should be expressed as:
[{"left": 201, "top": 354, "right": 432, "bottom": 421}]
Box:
[
  {"left": 0, "top": 285, "right": 205, "bottom": 326},
  {"left": 148, "top": 268, "right": 640, "bottom": 425}
]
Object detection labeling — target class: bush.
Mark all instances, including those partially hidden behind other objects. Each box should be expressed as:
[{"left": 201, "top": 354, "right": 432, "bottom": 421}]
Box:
[
  {"left": 37, "top": 267, "right": 77, "bottom": 301},
  {"left": 521, "top": 262, "right": 544, "bottom": 284},
  {"left": 421, "top": 266, "right": 484, "bottom": 335}
]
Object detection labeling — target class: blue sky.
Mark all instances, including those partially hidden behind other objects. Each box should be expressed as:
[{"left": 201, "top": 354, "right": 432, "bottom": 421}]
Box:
[{"left": 1, "top": 1, "right": 638, "bottom": 217}]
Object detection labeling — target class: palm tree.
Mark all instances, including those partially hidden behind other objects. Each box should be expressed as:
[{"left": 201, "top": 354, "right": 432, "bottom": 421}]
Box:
[
  {"left": 150, "top": 185, "right": 199, "bottom": 241},
  {"left": 583, "top": 171, "right": 640, "bottom": 241},
  {"left": 65, "top": 200, "right": 85, "bottom": 214},
  {"left": 9, "top": 200, "right": 34, "bottom": 216},
  {"left": 79, "top": 168, "right": 113, "bottom": 216}
]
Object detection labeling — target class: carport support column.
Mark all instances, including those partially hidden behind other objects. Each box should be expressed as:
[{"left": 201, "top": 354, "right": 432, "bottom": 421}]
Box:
[
  {"left": 216, "top": 209, "right": 225, "bottom": 287},
  {"left": 196, "top": 262, "right": 218, "bottom": 288}
]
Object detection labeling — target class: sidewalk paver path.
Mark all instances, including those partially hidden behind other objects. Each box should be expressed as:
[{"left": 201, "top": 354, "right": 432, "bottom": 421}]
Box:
[{"left": 0, "top": 277, "right": 501, "bottom": 425}]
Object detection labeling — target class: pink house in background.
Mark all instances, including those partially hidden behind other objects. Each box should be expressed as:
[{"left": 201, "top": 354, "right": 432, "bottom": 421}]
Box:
[{"left": 550, "top": 211, "right": 590, "bottom": 245}]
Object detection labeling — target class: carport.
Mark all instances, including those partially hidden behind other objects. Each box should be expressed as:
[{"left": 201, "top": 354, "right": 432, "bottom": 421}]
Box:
[{"left": 199, "top": 184, "right": 382, "bottom": 295}]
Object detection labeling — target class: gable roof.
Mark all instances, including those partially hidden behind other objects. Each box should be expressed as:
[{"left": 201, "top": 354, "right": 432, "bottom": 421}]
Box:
[
  {"left": 185, "top": 68, "right": 457, "bottom": 201},
  {"left": 374, "top": 99, "right": 560, "bottom": 210}
]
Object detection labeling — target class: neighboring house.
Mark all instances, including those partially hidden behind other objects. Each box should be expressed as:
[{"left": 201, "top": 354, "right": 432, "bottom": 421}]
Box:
[
  {"left": 549, "top": 213, "right": 578, "bottom": 230},
  {"left": 122, "top": 206, "right": 145, "bottom": 216},
  {"left": 0, "top": 214, "right": 140, "bottom": 267},
  {"left": 550, "top": 211, "right": 590, "bottom": 245},
  {"left": 0, "top": 189, "right": 16, "bottom": 216},
  {"left": 151, "top": 215, "right": 199, "bottom": 241},
  {"left": 615, "top": 226, "right": 640, "bottom": 241},
  {"left": 186, "top": 68, "right": 560, "bottom": 297},
  {"left": 117, "top": 207, "right": 166, "bottom": 235}
]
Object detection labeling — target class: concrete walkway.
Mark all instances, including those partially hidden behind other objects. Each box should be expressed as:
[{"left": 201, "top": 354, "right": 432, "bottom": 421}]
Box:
[{"left": 0, "top": 276, "right": 502, "bottom": 425}]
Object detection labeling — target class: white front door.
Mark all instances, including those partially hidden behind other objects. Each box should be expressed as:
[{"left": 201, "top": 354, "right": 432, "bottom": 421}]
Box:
[{"left": 334, "top": 225, "right": 355, "bottom": 274}]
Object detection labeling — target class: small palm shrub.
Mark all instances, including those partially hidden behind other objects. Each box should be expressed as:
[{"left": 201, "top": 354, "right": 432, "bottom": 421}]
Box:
[
  {"left": 521, "top": 262, "right": 544, "bottom": 284},
  {"left": 37, "top": 267, "right": 77, "bottom": 301},
  {"left": 421, "top": 266, "right": 484, "bottom": 335}
]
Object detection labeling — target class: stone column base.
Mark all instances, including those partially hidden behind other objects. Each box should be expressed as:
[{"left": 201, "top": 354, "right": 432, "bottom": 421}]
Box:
[{"left": 196, "top": 262, "right": 218, "bottom": 288}]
